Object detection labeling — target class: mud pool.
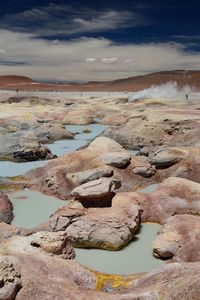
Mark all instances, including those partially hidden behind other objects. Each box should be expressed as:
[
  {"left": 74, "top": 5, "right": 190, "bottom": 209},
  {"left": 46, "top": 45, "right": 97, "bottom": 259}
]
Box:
[
  {"left": 9, "top": 190, "right": 65, "bottom": 228},
  {"left": 75, "top": 223, "right": 163, "bottom": 275}
]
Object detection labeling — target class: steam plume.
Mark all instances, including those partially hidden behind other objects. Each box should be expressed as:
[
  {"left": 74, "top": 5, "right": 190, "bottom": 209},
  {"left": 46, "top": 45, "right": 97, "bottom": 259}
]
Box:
[{"left": 129, "top": 81, "right": 193, "bottom": 101}]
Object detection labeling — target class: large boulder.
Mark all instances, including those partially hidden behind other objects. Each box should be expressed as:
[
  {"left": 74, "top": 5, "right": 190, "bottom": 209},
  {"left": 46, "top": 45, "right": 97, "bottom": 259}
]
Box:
[
  {"left": 49, "top": 199, "right": 141, "bottom": 250},
  {"left": 31, "top": 123, "right": 75, "bottom": 143},
  {"left": 71, "top": 178, "right": 121, "bottom": 199},
  {"left": 62, "top": 108, "right": 95, "bottom": 125},
  {"left": 0, "top": 193, "right": 13, "bottom": 224},
  {"left": 0, "top": 131, "right": 55, "bottom": 162},
  {"left": 132, "top": 156, "right": 156, "bottom": 177},
  {"left": 149, "top": 148, "right": 187, "bottom": 168},
  {"left": 153, "top": 214, "right": 200, "bottom": 261},
  {"left": 29, "top": 231, "right": 75, "bottom": 259},
  {"left": 67, "top": 167, "right": 113, "bottom": 185},
  {"left": 102, "top": 152, "right": 131, "bottom": 168}
]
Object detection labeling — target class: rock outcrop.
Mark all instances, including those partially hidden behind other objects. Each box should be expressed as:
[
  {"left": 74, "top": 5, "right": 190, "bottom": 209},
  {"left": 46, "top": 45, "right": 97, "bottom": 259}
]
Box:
[
  {"left": 67, "top": 167, "right": 113, "bottom": 185},
  {"left": 31, "top": 123, "right": 75, "bottom": 143},
  {"left": 149, "top": 147, "right": 186, "bottom": 168},
  {"left": 49, "top": 199, "right": 141, "bottom": 250},
  {"left": 153, "top": 214, "right": 200, "bottom": 261},
  {"left": 112, "top": 177, "right": 200, "bottom": 224},
  {"left": 102, "top": 152, "right": 131, "bottom": 168},
  {"left": 0, "top": 193, "right": 13, "bottom": 224},
  {"left": 132, "top": 156, "right": 156, "bottom": 177},
  {"left": 71, "top": 178, "right": 121, "bottom": 207},
  {"left": 0, "top": 131, "right": 55, "bottom": 162},
  {"left": 27, "top": 137, "right": 136, "bottom": 198},
  {"left": 0, "top": 256, "right": 22, "bottom": 300},
  {"left": 104, "top": 117, "right": 200, "bottom": 149}
]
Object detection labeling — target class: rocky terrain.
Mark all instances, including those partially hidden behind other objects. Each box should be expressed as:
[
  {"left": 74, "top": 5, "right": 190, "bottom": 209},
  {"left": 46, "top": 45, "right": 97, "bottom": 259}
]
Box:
[{"left": 0, "top": 87, "right": 200, "bottom": 299}]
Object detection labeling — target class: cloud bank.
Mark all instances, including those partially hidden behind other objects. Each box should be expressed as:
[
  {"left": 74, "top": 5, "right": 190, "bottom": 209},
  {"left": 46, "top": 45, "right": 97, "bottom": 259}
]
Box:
[{"left": 0, "top": 30, "right": 200, "bottom": 81}]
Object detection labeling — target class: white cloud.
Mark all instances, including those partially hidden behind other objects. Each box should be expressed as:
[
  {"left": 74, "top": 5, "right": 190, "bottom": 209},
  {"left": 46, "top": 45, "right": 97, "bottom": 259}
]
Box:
[
  {"left": 101, "top": 57, "right": 119, "bottom": 64},
  {"left": 0, "top": 5, "right": 148, "bottom": 36},
  {"left": 85, "top": 58, "right": 96, "bottom": 63},
  {"left": 0, "top": 30, "right": 200, "bottom": 81},
  {"left": 0, "top": 49, "right": 6, "bottom": 54}
]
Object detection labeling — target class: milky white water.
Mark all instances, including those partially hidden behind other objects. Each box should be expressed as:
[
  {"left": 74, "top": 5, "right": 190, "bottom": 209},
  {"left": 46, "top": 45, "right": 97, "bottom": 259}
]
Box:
[
  {"left": 9, "top": 189, "right": 65, "bottom": 228},
  {"left": 75, "top": 223, "right": 163, "bottom": 275}
]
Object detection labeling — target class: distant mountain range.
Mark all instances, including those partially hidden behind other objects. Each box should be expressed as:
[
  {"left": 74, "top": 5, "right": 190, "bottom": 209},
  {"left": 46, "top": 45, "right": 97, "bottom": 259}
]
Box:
[{"left": 0, "top": 70, "right": 200, "bottom": 92}]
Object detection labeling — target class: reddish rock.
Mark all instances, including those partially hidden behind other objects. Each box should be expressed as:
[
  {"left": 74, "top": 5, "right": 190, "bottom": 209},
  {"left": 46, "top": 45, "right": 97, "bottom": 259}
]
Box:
[
  {"left": 71, "top": 178, "right": 121, "bottom": 207},
  {"left": 0, "top": 192, "right": 13, "bottom": 224},
  {"left": 67, "top": 166, "right": 113, "bottom": 185},
  {"left": 49, "top": 199, "right": 141, "bottom": 250},
  {"left": 113, "top": 177, "right": 200, "bottom": 224},
  {"left": 153, "top": 214, "right": 200, "bottom": 262},
  {"left": 102, "top": 152, "right": 131, "bottom": 168},
  {"left": 0, "top": 256, "right": 22, "bottom": 300},
  {"left": 149, "top": 147, "right": 187, "bottom": 168}
]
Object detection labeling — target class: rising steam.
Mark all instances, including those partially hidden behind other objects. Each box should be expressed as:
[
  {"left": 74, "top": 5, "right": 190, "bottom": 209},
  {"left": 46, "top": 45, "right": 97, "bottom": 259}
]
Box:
[{"left": 128, "top": 81, "right": 193, "bottom": 101}]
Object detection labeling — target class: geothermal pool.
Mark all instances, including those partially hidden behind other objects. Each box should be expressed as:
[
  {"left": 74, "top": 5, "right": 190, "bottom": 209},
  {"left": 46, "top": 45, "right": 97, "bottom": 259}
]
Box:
[
  {"left": 137, "top": 183, "right": 159, "bottom": 193},
  {"left": 9, "top": 189, "right": 65, "bottom": 228},
  {"left": 47, "top": 123, "right": 107, "bottom": 157},
  {"left": 75, "top": 223, "right": 163, "bottom": 275},
  {"left": 2, "top": 121, "right": 164, "bottom": 275},
  {"left": 0, "top": 123, "right": 107, "bottom": 177}
]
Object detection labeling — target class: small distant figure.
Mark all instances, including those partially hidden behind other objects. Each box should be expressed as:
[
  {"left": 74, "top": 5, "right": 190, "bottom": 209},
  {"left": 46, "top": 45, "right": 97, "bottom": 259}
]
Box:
[
  {"left": 16, "top": 89, "right": 19, "bottom": 93},
  {"left": 186, "top": 94, "right": 188, "bottom": 100}
]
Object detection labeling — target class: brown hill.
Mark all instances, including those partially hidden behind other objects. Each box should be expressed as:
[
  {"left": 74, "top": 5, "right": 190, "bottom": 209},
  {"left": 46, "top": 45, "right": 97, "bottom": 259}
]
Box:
[
  {"left": 0, "top": 70, "right": 200, "bottom": 92},
  {"left": 0, "top": 75, "right": 34, "bottom": 85}
]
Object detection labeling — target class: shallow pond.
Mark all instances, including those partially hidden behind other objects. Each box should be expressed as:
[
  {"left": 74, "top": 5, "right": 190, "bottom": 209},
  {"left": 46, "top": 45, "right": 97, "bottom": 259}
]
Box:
[
  {"left": 42, "top": 124, "right": 107, "bottom": 158},
  {"left": 9, "top": 189, "right": 65, "bottom": 228},
  {"left": 0, "top": 123, "right": 107, "bottom": 177},
  {"left": 75, "top": 223, "right": 163, "bottom": 275},
  {"left": 0, "top": 160, "right": 47, "bottom": 177},
  {"left": 137, "top": 183, "right": 159, "bottom": 193}
]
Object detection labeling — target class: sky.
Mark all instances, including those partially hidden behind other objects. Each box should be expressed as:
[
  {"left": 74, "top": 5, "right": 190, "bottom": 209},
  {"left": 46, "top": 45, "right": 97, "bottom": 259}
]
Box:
[{"left": 0, "top": 0, "right": 200, "bottom": 81}]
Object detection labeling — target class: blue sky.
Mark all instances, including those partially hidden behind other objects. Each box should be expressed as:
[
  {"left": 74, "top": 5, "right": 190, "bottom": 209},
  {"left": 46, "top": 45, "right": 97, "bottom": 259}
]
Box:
[{"left": 0, "top": 0, "right": 200, "bottom": 81}]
